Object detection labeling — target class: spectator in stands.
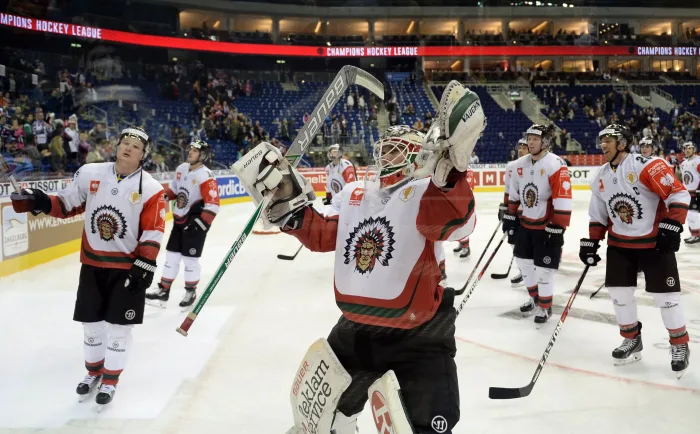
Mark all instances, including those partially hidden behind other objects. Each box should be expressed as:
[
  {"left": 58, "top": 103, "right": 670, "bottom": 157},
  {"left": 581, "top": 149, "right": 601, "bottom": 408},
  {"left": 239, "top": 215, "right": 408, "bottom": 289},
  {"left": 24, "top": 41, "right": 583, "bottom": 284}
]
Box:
[
  {"left": 280, "top": 119, "right": 290, "bottom": 141},
  {"left": 413, "top": 118, "right": 424, "bottom": 132},
  {"left": 65, "top": 114, "right": 80, "bottom": 165},
  {"left": 346, "top": 93, "right": 354, "bottom": 111},
  {"left": 10, "top": 117, "right": 25, "bottom": 147},
  {"left": 48, "top": 119, "right": 66, "bottom": 175},
  {"left": 1, "top": 137, "right": 34, "bottom": 175},
  {"left": 358, "top": 94, "right": 366, "bottom": 110},
  {"left": 470, "top": 150, "right": 479, "bottom": 164},
  {"left": 32, "top": 108, "right": 52, "bottom": 151}
]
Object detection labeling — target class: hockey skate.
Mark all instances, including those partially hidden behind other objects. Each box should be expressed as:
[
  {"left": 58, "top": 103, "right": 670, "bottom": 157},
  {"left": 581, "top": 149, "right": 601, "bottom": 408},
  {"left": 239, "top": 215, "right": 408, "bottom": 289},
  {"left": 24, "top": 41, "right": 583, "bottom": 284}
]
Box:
[
  {"left": 145, "top": 283, "right": 169, "bottom": 308},
  {"left": 459, "top": 247, "right": 471, "bottom": 260},
  {"left": 534, "top": 305, "right": 552, "bottom": 325},
  {"left": 510, "top": 272, "right": 524, "bottom": 288},
  {"left": 76, "top": 374, "right": 101, "bottom": 402},
  {"left": 612, "top": 327, "right": 643, "bottom": 366},
  {"left": 180, "top": 289, "right": 197, "bottom": 308},
  {"left": 96, "top": 384, "right": 116, "bottom": 409},
  {"left": 520, "top": 297, "right": 537, "bottom": 315},
  {"left": 452, "top": 245, "right": 462, "bottom": 253},
  {"left": 684, "top": 236, "right": 700, "bottom": 245},
  {"left": 671, "top": 343, "right": 690, "bottom": 378}
]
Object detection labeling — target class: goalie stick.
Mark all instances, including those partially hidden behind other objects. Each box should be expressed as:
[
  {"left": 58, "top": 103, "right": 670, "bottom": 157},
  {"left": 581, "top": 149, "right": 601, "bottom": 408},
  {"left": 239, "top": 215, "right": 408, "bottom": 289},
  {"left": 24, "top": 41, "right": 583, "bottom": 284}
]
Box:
[
  {"left": 277, "top": 244, "right": 303, "bottom": 261},
  {"left": 455, "top": 233, "right": 507, "bottom": 314},
  {"left": 455, "top": 221, "right": 501, "bottom": 295},
  {"left": 488, "top": 265, "right": 590, "bottom": 399},
  {"left": 176, "top": 66, "right": 384, "bottom": 337},
  {"left": 490, "top": 255, "right": 514, "bottom": 280}
]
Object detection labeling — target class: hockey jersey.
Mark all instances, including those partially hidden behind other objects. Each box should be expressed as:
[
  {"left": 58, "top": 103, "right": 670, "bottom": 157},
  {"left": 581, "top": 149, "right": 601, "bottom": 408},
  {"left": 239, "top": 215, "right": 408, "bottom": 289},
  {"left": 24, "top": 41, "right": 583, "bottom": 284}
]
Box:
[
  {"left": 507, "top": 152, "right": 573, "bottom": 229},
  {"left": 165, "top": 163, "right": 220, "bottom": 226},
  {"left": 287, "top": 176, "right": 476, "bottom": 329},
  {"left": 325, "top": 159, "right": 356, "bottom": 198},
  {"left": 680, "top": 155, "right": 700, "bottom": 197},
  {"left": 47, "top": 163, "right": 166, "bottom": 269},
  {"left": 588, "top": 154, "right": 690, "bottom": 249}
]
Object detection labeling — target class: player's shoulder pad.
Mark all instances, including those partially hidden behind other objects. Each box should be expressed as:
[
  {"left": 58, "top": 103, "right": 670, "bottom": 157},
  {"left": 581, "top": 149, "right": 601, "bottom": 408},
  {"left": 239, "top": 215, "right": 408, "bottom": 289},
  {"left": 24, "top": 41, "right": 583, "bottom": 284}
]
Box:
[
  {"left": 544, "top": 152, "right": 567, "bottom": 171},
  {"left": 139, "top": 170, "right": 165, "bottom": 198},
  {"left": 634, "top": 153, "right": 665, "bottom": 172},
  {"left": 340, "top": 158, "right": 353, "bottom": 168}
]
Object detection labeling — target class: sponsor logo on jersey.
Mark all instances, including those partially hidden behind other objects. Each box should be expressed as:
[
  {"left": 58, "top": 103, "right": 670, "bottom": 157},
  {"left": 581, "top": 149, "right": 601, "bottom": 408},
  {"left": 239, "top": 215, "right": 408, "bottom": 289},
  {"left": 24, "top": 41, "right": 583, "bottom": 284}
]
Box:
[
  {"left": 349, "top": 187, "right": 364, "bottom": 206},
  {"left": 522, "top": 183, "right": 539, "bottom": 208},
  {"left": 208, "top": 188, "right": 218, "bottom": 200},
  {"left": 89, "top": 180, "right": 100, "bottom": 194},
  {"left": 599, "top": 179, "right": 605, "bottom": 192},
  {"left": 344, "top": 216, "right": 395, "bottom": 275},
  {"left": 626, "top": 172, "right": 638, "bottom": 185},
  {"left": 331, "top": 179, "right": 342, "bottom": 194},
  {"left": 128, "top": 191, "right": 142, "bottom": 204},
  {"left": 399, "top": 185, "right": 416, "bottom": 202},
  {"left": 176, "top": 189, "right": 190, "bottom": 209},
  {"left": 176, "top": 172, "right": 182, "bottom": 181},
  {"left": 90, "top": 205, "right": 128, "bottom": 241},
  {"left": 517, "top": 168, "right": 523, "bottom": 177},
  {"left": 608, "top": 193, "right": 643, "bottom": 225}
]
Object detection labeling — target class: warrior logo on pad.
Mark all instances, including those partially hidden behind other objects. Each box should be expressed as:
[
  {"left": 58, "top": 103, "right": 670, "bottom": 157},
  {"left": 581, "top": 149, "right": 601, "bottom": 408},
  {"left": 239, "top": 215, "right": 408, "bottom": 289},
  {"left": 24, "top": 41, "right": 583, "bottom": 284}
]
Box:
[{"left": 344, "top": 216, "right": 395, "bottom": 275}]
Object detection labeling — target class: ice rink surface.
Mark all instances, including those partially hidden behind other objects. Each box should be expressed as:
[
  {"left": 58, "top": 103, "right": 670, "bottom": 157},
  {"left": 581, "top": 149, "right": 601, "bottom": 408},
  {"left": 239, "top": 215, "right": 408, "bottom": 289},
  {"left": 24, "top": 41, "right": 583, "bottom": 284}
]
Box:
[{"left": 2, "top": 190, "right": 700, "bottom": 434}]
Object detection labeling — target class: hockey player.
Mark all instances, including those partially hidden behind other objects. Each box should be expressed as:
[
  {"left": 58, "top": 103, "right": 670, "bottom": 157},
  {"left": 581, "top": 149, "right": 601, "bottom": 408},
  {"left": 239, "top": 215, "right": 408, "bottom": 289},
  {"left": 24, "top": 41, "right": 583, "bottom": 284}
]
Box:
[
  {"left": 579, "top": 124, "right": 691, "bottom": 376},
  {"left": 500, "top": 137, "right": 530, "bottom": 287},
  {"left": 234, "top": 81, "right": 484, "bottom": 433},
  {"left": 146, "top": 139, "right": 219, "bottom": 308},
  {"left": 680, "top": 141, "right": 700, "bottom": 244},
  {"left": 10, "top": 127, "right": 165, "bottom": 405},
  {"left": 504, "top": 124, "right": 573, "bottom": 324},
  {"left": 323, "top": 143, "right": 356, "bottom": 207},
  {"left": 452, "top": 170, "right": 475, "bottom": 259},
  {"left": 639, "top": 136, "right": 658, "bottom": 159}
]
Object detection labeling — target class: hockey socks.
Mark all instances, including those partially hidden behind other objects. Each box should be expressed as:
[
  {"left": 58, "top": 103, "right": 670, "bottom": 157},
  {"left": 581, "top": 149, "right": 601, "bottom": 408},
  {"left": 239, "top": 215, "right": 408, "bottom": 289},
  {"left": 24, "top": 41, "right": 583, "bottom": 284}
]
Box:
[
  {"left": 103, "top": 324, "right": 133, "bottom": 386},
  {"left": 183, "top": 256, "right": 202, "bottom": 289},
  {"left": 160, "top": 251, "right": 183, "bottom": 291},
  {"left": 83, "top": 321, "right": 107, "bottom": 376}
]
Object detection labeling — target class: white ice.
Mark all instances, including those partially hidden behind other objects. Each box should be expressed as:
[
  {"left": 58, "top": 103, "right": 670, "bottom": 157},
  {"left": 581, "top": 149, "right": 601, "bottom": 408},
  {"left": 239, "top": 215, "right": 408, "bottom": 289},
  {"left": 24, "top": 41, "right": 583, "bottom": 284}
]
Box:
[{"left": 1, "top": 190, "right": 700, "bottom": 434}]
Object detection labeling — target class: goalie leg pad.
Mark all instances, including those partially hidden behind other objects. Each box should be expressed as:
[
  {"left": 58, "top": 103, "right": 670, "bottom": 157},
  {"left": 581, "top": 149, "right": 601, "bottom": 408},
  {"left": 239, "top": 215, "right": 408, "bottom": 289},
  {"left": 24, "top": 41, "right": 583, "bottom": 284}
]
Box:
[
  {"left": 287, "top": 338, "right": 352, "bottom": 434},
  {"left": 330, "top": 411, "right": 359, "bottom": 434},
  {"left": 368, "top": 370, "right": 415, "bottom": 434}
]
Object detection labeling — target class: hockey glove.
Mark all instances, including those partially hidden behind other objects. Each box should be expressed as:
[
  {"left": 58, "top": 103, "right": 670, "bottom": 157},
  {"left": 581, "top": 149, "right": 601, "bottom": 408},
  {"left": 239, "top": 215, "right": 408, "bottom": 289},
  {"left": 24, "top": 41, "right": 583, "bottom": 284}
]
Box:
[
  {"left": 544, "top": 224, "right": 565, "bottom": 249},
  {"left": 184, "top": 215, "right": 210, "bottom": 233},
  {"left": 656, "top": 218, "right": 683, "bottom": 253},
  {"left": 322, "top": 192, "right": 332, "bottom": 206},
  {"left": 579, "top": 238, "right": 601, "bottom": 266},
  {"left": 497, "top": 203, "right": 507, "bottom": 221},
  {"left": 501, "top": 212, "right": 519, "bottom": 235},
  {"left": 10, "top": 188, "right": 52, "bottom": 215},
  {"left": 126, "top": 257, "right": 157, "bottom": 295}
]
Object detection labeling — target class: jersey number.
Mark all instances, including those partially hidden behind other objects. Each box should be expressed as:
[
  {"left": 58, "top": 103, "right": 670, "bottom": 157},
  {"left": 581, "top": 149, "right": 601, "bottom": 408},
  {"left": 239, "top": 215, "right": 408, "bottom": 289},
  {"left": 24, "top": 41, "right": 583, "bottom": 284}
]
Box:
[{"left": 636, "top": 156, "right": 651, "bottom": 164}]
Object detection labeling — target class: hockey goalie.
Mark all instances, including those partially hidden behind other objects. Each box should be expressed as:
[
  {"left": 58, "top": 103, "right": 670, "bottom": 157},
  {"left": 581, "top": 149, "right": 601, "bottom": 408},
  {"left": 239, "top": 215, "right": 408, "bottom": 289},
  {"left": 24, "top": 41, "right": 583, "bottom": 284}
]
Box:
[{"left": 233, "top": 80, "right": 485, "bottom": 434}]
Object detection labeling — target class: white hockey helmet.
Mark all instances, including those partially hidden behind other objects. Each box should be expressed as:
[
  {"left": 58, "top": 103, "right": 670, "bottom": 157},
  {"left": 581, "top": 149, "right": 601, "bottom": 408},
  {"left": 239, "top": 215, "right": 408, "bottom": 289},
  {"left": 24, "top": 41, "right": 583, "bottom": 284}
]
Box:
[
  {"left": 328, "top": 144, "right": 341, "bottom": 161},
  {"left": 118, "top": 126, "right": 151, "bottom": 161},
  {"left": 683, "top": 141, "right": 696, "bottom": 152}
]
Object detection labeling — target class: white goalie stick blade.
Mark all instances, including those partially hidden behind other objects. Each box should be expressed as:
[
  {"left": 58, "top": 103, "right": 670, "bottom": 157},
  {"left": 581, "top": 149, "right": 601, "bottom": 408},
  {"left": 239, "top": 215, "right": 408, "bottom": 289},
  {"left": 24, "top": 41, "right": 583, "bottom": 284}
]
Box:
[
  {"left": 368, "top": 370, "right": 415, "bottom": 434},
  {"left": 288, "top": 339, "right": 352, "bottom": 434}
]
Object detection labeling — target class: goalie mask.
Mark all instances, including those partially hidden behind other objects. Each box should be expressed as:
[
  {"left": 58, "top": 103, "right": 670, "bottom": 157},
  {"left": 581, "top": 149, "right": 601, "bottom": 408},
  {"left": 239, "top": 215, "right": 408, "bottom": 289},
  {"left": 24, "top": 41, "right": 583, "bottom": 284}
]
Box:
[
  {"left": 328, "top": 144, "right": 341, "bottom": 162},
  {"left": 118, "top": 126, "right": 150, "bottom": 161},
  {"left": 187, "top": 139, "right": 213, "bottom": 164},
  {"left": 373, "top": 126, "right": 423, "bottom": 189}
]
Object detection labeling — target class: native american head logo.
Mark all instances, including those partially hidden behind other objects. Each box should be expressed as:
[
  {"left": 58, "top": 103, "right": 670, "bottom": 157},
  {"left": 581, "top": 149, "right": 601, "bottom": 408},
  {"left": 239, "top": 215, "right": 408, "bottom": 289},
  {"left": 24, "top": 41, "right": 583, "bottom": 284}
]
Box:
[
  {"left": 176, "top": 189, "right": 190, "bottom": 209},
  {"left": 608, "top": 193, "right": 643, "bottom": 225},
  {"left": 90, "top": 205, "right": 127, "bottom": 241},
  {"left": 344, "top": 217, "right": 396, "bottom": 275},
  {"left": 331, "top": 179, "right": 342, "bottom": 194},
  {"left": 523, "top": 183, "right": 539, "bottom": 208},
  {"left": 684, "top": 171, "right": 693, "bottom": 186}
]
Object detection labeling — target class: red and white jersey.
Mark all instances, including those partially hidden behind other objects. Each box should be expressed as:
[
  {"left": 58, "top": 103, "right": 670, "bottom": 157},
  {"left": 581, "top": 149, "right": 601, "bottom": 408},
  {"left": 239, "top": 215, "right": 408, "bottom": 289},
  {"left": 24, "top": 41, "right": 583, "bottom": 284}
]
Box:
[
  {"left": 165, "top": 163, "right": 220, "bottom": 226},
  {"left": 680, "top": 154, "right": 700, "bottom": 193},
  {"left": 47, "top": 163, "right": 166, "bottom": 269},
  {"left": 507, "top": 152, "right": 573, "bottom": 229},
  {"left": 588, "top": 154, "right": 690, "bottom": 249},
  {"left": 325, "top": 159, "right": 356, "bottom": 197},
  {"left": 287, "top": 177, "right": 476, "bottom": 330}
]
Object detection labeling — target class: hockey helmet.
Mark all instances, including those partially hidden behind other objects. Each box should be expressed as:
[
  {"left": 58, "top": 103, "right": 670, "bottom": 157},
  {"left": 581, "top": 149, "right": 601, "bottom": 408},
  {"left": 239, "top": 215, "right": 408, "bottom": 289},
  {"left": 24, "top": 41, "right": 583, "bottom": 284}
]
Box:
[
  {"left": 328, "top": 144, "right": 341, "bottom": 161},
  {"left": 639, "top": 136, "right": 658, "bottom": 154},
  {"left": 373, "top": 125, "right": 423, "bottom": 189},
  {"left": 118, "top": 126, "right": 150, "bottom": 161},
  {"left": 525, "top": 124, "right": 556, "bottom": 150},
  {"left": 596, "top": 124, "right": 633, "bottom": 151},
  {"left": 517, "top": 137, "right": 528, "bottom": 148},
  {"left": 683, "top": 141, "right": 696, "bottom": 152},
  {"left": 187, "top": 139, "right": 213, "bottom": 164}
]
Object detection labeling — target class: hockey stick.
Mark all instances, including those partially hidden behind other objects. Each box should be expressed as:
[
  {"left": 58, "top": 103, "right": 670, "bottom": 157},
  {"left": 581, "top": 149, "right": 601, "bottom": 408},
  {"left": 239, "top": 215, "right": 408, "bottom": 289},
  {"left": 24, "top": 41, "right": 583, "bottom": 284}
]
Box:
[
  {"left": 589, "top": 283, "right": 605, "bottom": 299},
  {"left": 0, "top": 155, "right": 21, "bottom": 193},
  {"left": 488, "top": 265, "right": 590, "bottom": 399},
  {"left": 277, "top": 244, "right": 303, "bottom": 261},
  {"left": 176, "top": 66, "right": 384, "bottom": 337},
  {"left": 491, "top": 255, "right": 514, "bottom": 279},
  {"left": 455, "top": 233, "right": 508, "bottom": 314},
  {"left": 454, "top": 221, "right": 502, "bottom": 295}
]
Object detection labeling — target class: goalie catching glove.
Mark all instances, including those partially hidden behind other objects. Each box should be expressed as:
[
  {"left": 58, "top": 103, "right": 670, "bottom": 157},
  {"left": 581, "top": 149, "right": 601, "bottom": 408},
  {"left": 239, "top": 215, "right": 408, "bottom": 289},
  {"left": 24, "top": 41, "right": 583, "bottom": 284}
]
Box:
[
  {"left": 413, "top": 80, "right": 486, "bottom": 187},
  {"left": 232, "top": 142, "right": 316, "bottom": 228}
]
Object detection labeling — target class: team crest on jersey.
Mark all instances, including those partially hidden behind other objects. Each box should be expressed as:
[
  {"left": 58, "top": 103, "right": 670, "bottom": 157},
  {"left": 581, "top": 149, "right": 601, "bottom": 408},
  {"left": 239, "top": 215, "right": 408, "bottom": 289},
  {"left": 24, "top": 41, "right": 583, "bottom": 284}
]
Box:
[
  {"left": 608, "top": 193, "right": 643, "bottom": 225},
  {"left": 522, "top": 183, "right": 539, "bottom": 208},
  {"left": 625, "top": 172, "right": 638, "bottom": 185},
  {"left": 344, "top": 216, "right": 396, "bottom": 275},
  {"left": 176, "top": 189, "right": 190, "bottom": 209},
  {"left": 399, "top": 185, "right": 416, "bottom": 202},
  {"left": 90, "top": 205, "right": 128, "bottom": 242},
  {"left": 684, "top": 171, "right": 693, "bottom": 186},
  {"left": 128, "top": 191, "right": 142, "bottom": 204},
  {"left": 331, "top": 179, "right": 342, "bottom": 194}
]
